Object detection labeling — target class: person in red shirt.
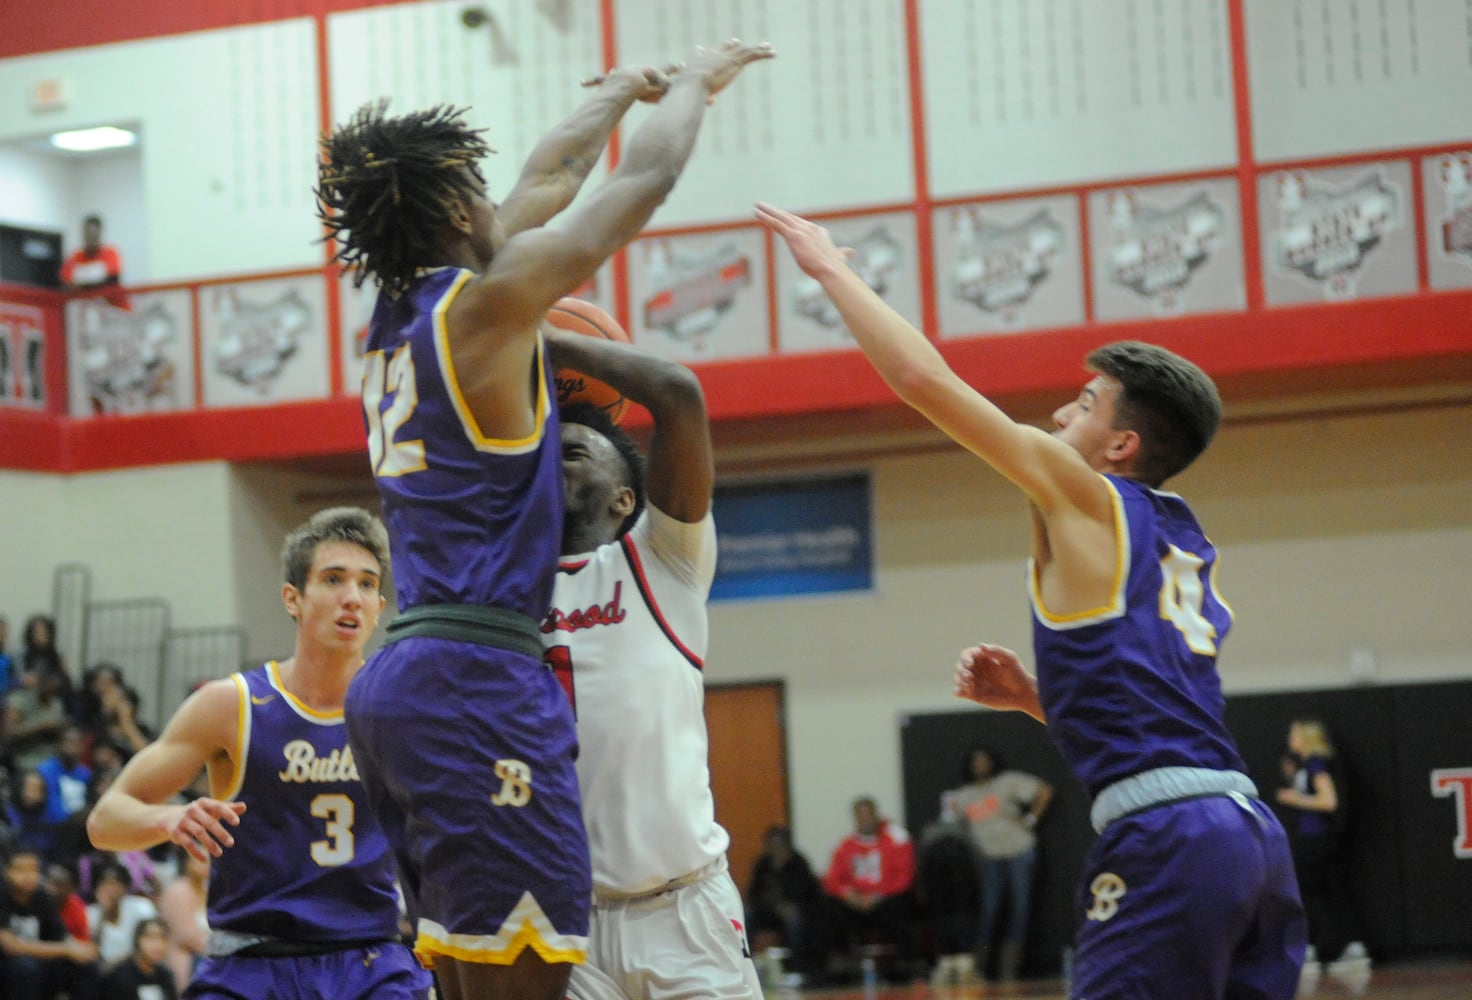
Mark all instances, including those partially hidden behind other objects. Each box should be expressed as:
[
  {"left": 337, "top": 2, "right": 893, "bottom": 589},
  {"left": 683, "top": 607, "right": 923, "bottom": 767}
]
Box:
[
  {"left": 821, "top": 795, "right": 920, "bottom": 982},
  {"left": 60, "top": 214, "right": 128, "bottom": 308}
]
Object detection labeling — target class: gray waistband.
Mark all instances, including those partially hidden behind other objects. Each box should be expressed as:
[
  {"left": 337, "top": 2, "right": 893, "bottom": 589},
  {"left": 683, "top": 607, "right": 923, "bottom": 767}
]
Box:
[
  {"left": 1090, "top": 766, "right": 1259, "bottom": 833},
  {"left": 206, "top": 929, "right": 274, "bottom": 958},
  {"left": 384, "top": 604, "right": 543, "bottom": 659},
  {"left": 594, "top": 856, "right": 727, "bottom": 905}
]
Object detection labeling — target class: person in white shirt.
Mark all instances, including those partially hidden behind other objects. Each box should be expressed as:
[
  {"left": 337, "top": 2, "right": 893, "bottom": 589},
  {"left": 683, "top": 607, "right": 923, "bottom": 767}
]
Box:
[
  {"left": 539, "top": 328, "right": 761, "bottom": 999},
  {"left": 86, "top": 862, "right": 159, "bottom": 971}
]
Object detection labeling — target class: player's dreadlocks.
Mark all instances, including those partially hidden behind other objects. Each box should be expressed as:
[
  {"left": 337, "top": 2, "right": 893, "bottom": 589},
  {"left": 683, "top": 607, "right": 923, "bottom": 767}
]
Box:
[{"left": 316, "top": 101, "right": 493, "bottom": 298}]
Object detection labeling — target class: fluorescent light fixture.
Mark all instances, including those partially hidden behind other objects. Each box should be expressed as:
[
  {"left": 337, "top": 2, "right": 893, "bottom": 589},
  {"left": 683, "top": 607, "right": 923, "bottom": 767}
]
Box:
[{"left": 50, "top": 126, "right": 136, "bottom": 152}]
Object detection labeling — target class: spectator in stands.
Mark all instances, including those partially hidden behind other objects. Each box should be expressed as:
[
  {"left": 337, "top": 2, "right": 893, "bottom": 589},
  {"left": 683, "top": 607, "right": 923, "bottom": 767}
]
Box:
[
  {"left": 822, "top": 795, "right": 920, "bottom": 983},
  {"left": 6, "top": 664, "right": 70, "bottom": 771},
  {"left": 747, "top": 824, "right": 827, "bottom": 982},
  {"left": 0, "top": 846, "right": 101, "bottom": 1000},
  {"left": 44, "top": 863, "right": 91, "bottom": 945},
  {"left": 86, "top": 862, "right": 158, "bottom": 971},
  {"left": 1276, "top": 719, "right": 1370, "bottom": 979},
  {"left": 156, "top": 848, "right": 208, "bottom": 990},
  {"left": 78, "top": 665, "right": 125, "bottom": 735},
  {"left": 0, "top": 615, "right": 16, "bottom": 693},
  {"left": 61, "top": 214, "right": 128, "bottom": 308},
  {"left": 12, "top": 770, "right": 61, "bottom": 862},
  {"left": 944, "top": 744, "right": 1053, "bottom": 983},
  {"left": 37, "top": 727, "right": 92, "bottom": 826},
  {"left": 917, "top": 812, "right": 982, "bottom": 988},
  {"left": 100, "top": 917, "right": 176, "bottom": 1000}
]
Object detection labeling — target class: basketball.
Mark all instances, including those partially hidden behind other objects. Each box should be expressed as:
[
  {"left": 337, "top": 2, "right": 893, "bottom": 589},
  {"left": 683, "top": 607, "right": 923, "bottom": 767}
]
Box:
[{"left": 545, "top": 297, "right": 630, "bottom": 423}]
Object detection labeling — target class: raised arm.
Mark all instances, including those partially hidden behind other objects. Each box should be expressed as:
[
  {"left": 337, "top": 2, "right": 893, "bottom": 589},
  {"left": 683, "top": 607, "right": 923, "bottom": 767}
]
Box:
[
  {"left": 469, "top": 40, "right": 775, "bottom": 330},
  {"left": 545, "top": 328, "right": 712, "bottom": 522},
  {"left": 494, "top": 66, "right": 671, "bottom": 237},
  {"left": 86, "top": 679, "right": 246, "bottom": 863},
  {"left": 754, "top": 203, "right": 1106, "bottom": 520}
]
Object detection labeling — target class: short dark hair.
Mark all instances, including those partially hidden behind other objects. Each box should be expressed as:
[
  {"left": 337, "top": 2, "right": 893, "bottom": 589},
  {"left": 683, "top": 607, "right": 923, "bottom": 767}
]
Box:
[
  {"left": 1086, "top": 341, "right": 1222, "bottom": 486},
  {"left": 316, "top": 101, "right": 493, "bottom": 297},
  {"left": 561, "top": 402, "right": 646, "bottom": 538},
  {"left": 280, "top": 507, "right": 391, "bottom": 591},
  {"left": 83, "top": 214, "right": 102, "bottom": 228},
  {"left": 962, "top": 744, "right": 1005, "bottom": 782}
]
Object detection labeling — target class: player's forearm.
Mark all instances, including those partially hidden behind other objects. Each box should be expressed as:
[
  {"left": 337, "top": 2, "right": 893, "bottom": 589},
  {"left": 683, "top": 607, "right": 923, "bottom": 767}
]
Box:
[
  {"left": 546, "top": 331, "right": 703, "bottom": 420},
  {"left": 610, "top": 74, "right": 712, "bottom": 196},
  {"left": 813, "top": 261, "right": 951, "bottom": 405},
  {"left": 515, "top": 79, "right": 647, "bottom": 206},
  {"left": 87, "top": 793, "right": 178, "bottom": 852}
]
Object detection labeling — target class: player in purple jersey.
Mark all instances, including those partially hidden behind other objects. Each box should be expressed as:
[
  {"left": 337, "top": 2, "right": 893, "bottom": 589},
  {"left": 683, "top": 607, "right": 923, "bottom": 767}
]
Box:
[
  {"left": 87, "top": 508, "right": 431, "bottom": 999},
  {"left": 316, "top": 40, "right": 774, "bottom": 1000},
  {"left": 759, "top": 203, "right": 1307, "bottom": 1000}
]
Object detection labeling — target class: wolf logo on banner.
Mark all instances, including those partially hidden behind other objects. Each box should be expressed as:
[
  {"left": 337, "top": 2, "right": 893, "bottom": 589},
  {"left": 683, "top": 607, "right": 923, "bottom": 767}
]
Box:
[{"left": 1272, "top": 170, "right": 1400, "bottom": 299}]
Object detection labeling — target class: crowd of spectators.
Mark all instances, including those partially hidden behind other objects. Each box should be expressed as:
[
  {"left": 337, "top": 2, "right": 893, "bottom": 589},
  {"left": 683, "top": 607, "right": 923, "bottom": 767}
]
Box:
[{"left": 0, "top": 612, "right": 189, "bottom": 1000}]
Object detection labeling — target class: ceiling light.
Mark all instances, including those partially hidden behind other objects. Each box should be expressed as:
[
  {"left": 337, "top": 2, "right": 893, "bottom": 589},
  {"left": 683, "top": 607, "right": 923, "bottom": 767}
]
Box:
[{"left": 49, "top": 126, "right": 136, "bottom": 152}]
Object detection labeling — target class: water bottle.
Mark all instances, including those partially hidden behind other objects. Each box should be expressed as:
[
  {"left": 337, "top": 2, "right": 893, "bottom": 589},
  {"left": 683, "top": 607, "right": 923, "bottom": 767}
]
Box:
[
  {"left": 1061, "top": 946, "right": 1074, "bottom": 996},
  {"left": 861, "top": 953, "right": 878, "bottom": 995}
]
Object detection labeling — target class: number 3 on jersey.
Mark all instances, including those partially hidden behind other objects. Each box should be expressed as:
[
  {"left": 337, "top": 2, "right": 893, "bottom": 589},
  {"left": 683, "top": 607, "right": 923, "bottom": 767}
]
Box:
[{"left": 363, "top": 347, "right": 426, "bottom": 477}]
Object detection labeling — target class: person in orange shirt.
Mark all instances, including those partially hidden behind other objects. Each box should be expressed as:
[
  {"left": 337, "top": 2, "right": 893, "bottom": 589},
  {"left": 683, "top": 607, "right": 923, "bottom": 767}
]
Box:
[{"left": 60, "top": 215, "right": 127, "bottom": 308}]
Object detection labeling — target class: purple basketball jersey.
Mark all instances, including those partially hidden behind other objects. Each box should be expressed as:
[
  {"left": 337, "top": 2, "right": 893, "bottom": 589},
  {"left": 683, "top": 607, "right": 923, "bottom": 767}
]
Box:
[
  {"left": 209, "top": 664, "right": 401, "bottom": 943},
  {"left": 1032, "top": 475, "right": 1246, "bottom": 798},
  {"left": 363, "top": 267, "right": 563, "bottom": 618}
]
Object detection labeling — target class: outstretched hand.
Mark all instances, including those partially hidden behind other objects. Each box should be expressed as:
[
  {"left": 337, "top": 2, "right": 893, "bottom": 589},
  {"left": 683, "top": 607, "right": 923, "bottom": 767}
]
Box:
[
  {"left": 581, "top": 64, "right": 675, "bottom": 103},
  {"left": 753, "top": 202, "right": 855, "bottom": 279},
  {"left": 954, "top": 643, "right": 1041, "bottom": 717},
  {"left": 685, "top": 38, "right": 776, "bottom": 103},
  {"left": 167, "top": 797, "right": 247, "bottom": 864}
]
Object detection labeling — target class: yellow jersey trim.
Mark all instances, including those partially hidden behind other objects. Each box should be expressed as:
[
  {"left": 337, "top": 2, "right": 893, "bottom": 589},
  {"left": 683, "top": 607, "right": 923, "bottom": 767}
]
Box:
[
  {"left": 220, "top": 674, "right": 251, "bottom": 801},
  {"left": 433, "top": 271, "right": 548, "bottom": 455},
  {"left": 415, "top": 894, "right": 587, "bottom": 967},
  {"left": 267, "top": 660, "right": 343, "bottom": 724},
  {"left": 1029, "top": 476, "right": 1129, "bottom": 628}
]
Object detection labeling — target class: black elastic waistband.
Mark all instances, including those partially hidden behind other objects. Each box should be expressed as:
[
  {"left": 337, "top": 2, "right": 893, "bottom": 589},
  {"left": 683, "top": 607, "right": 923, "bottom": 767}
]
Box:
[{"left": 384, "top": 604, "right": 543, "bottom": 659}]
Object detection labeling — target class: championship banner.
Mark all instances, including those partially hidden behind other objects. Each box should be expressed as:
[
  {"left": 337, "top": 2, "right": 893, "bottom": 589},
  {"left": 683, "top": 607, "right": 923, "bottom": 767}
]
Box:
[
  {"left": 1424, "top": 151, "right": 1472, "bottom": 291},
  {"left": 200, "top": 275, "right": 329, "bottom": 408},
  {"left": 933, "top": 194, "right": 1085, "bottom": 337},
  {"left": 627, "top": 231, "right": 766, "bottom": 362},
  {"left": 0, "top": 300, "right": 46, "bottom": 409},
  {"left": 711, "top": 473, "right": 873, "bottom": 602},
  {"left": 771, "top": 211, "right": 922, "bottom": 355},
  {"left": 65, "top": 292, "right": 194, "bottom": 416},
  {"left": 1258, "top": 161, "right": 1417, "bottom": 304},
  {"left": 1088, "top": 177, "right": 1246, "bottom": 320}
]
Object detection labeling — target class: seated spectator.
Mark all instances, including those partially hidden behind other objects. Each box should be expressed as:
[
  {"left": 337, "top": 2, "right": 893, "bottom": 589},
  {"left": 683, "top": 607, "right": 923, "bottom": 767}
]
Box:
[
  {"left": 157, "top": 849, "right": 208, "bottom": 991},
  {"left": 746, "top": 824, "right": 827, "bottom": 981},
  {"left": 12, "top": 770, "right": 61, "bottom": 863},
  {"left": 822, "top": 795, "right": 920, "bottom": 982},
  {"left": 100, "top": 917, "right": 176, "bottom": 1000},
  {"left": 36, "top": 727, "right": 92, "bottom": 825},
  {"left": 6, "top": 668, "right": 70, "bottom": 771},
  {"left": 43, "top": 863, "right": 91, "bottom": 945},
  {"left": 93, "top": 685, "right": 153, "bottom": 759},
  {"left": 917, "top": 815, "right": 983, "bottom": 987},
  {"left": 0, "top": 846, "right": 101, "bottom": 1000},
  {"left": 19, "top": 616, "right": 76, "bottom": 711},
  {"left": 78, "top": 665, "right": 126, "bottom": 738},
  {"left": 86, "top": 862, "right": 158, "bottom": 971}
]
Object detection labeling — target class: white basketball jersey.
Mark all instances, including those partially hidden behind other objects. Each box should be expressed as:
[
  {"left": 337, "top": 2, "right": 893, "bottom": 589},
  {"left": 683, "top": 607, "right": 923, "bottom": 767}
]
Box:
[{"left": 543, "top": 506, "right": 729, "bottom": 895}]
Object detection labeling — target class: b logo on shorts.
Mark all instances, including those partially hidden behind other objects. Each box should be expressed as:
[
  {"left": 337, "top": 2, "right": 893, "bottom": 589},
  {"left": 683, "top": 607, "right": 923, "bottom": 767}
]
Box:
[
  {"left": 1086, "top": 872, "right": 1127, "bottom": 922},
  {"left": 490, "top": 759, "right": 532, "bottom": 807}
]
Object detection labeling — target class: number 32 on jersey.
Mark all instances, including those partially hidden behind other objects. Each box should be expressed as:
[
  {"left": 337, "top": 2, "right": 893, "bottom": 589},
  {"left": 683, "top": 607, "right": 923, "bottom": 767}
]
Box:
[{"left": 363, "top": 347, "right": 426, "bottom": 477}]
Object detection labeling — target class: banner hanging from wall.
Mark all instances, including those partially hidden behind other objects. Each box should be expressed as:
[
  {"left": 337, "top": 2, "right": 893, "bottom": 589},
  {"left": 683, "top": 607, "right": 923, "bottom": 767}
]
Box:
[
  {"left": 0, "top": 300, "right": 46, "bottom": 409},
  {"left": 711, "top": 472, "right": 873, "bottom": 602}
]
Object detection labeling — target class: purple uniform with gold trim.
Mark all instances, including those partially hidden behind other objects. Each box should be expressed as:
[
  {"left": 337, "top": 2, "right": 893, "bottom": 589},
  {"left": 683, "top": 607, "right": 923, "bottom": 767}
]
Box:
[
  {"left": 1032, "top": 475, "right": 1305, "bottom": 1000},
  {"left": 345, "top": 267, "right": 590, "bottom": 969},
  {"left": 186, "top": 662, "right": 429, "bottom": 999}
]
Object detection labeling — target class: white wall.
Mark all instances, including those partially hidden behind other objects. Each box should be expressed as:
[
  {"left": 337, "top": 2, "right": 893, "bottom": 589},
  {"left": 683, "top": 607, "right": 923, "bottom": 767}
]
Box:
[{"left": 0, "top": 144, "right": 76, "bottom": 232}]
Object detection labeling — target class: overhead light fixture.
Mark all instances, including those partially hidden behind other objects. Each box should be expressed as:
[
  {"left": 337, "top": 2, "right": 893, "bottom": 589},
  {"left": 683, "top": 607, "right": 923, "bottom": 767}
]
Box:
[{"left": 49, "top": 126, "right": 137, "bottom": 152}]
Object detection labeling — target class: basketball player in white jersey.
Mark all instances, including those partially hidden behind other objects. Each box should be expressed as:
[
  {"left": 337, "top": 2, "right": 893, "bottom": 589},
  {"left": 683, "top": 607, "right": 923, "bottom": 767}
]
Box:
[{"left": 538, "top": 327, "right": 762, "bottom": 1000}]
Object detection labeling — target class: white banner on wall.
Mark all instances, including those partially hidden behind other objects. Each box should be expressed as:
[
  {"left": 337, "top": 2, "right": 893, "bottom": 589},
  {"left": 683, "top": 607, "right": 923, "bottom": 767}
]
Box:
[
  {"left": 933, "top": 194, "right": 1085, "bottom": 337},
  {"left": 1088, "top": 178, "right": 1246, "bottom": 321},
  {"left": 0, "top": 301, "right": 46, "bottom": 410},
  {"left": 1424, "top": 152, "right": 1472, "bottom": 292},
  {"left": 626, "top": 231, "right": 767, "bottom": 362},
  {"left": 200, "top": 276, "right": 329, "bottom": 408},
  {"left": 1258, "top": 162, "right": 1417, "bottom": 304},
  {"left": 65, "top": 293, "right": 195, "bottom": 417}
]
